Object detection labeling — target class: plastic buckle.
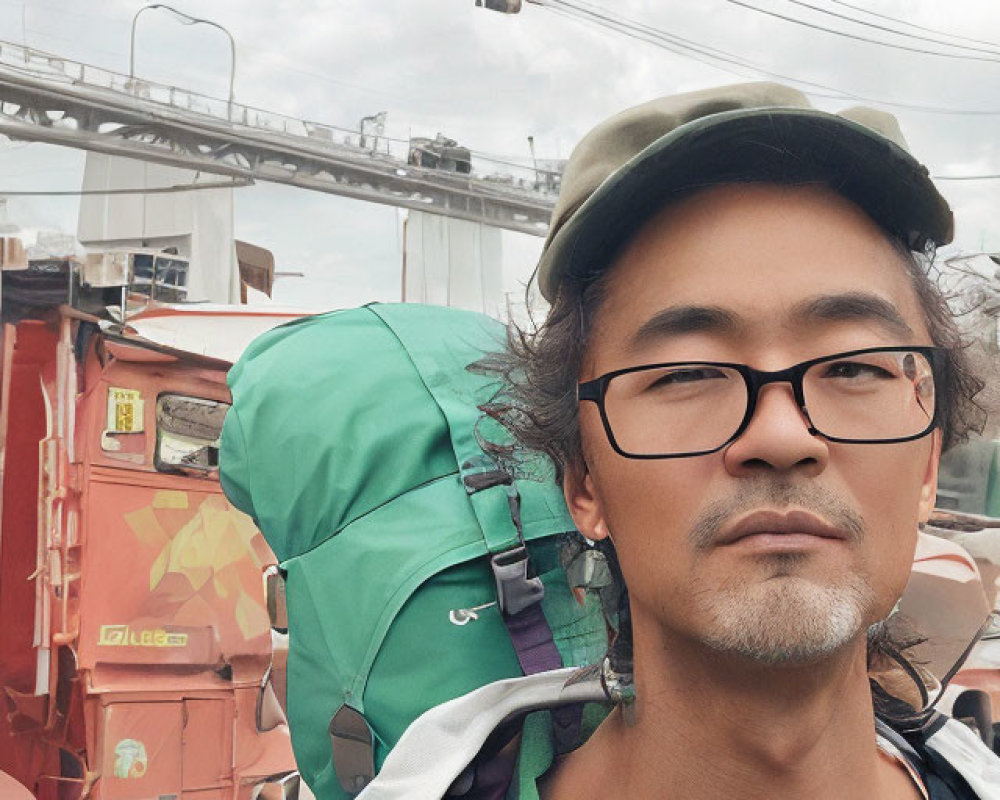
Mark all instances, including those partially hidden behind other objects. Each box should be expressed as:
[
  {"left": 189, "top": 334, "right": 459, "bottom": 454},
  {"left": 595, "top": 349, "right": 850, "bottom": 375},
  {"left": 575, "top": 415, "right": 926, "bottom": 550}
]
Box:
[{"left": 491, "top": 545, "right": 544, "bottom": 616}]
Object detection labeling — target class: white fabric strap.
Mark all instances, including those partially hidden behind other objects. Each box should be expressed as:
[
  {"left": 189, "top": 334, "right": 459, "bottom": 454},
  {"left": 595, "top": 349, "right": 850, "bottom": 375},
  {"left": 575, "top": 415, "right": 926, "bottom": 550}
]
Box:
[
  {"left": 924, "top": 717, "right": 1000, "bottom": 798},
  {"left": 357, "top": 668, "right": 604, "bottom": 800}
]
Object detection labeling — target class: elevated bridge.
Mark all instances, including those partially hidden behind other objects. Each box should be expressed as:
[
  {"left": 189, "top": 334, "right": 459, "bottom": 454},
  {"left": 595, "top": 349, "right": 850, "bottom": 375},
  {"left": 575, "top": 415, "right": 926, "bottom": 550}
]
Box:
[{"left": 0, "top": 41, "right": 557, "bottom": 236}]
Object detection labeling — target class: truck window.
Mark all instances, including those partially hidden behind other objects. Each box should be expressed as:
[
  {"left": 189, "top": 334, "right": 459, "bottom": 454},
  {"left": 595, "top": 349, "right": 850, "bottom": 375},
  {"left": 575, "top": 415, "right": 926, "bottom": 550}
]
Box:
[
  {"left": 131, "top": 252, "right": 154, "bottom": 297},
  {"left": 154, "top": 256, "right": 190, "bottom": 302},
  {"left": 155, "top": 394, "right": 229, "bottom": 473}
]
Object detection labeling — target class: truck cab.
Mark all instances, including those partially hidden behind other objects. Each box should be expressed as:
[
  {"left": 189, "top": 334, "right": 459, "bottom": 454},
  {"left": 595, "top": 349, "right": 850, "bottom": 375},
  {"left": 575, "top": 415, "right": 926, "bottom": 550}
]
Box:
[{"left": 0, "top": 247, "right": 306, "bottom": 799}]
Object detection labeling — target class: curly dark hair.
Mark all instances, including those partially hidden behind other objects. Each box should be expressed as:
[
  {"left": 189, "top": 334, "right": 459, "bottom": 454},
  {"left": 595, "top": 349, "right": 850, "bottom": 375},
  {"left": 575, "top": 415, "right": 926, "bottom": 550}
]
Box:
[{"left": 477, "top": 208, "right": 985, "bottom": 719}]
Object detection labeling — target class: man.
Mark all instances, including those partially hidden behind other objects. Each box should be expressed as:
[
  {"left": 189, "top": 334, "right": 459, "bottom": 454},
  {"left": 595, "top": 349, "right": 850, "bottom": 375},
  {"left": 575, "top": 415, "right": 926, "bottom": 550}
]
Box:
[{"left": 359, "top": 83, "right": 1000, "bottom": 798}]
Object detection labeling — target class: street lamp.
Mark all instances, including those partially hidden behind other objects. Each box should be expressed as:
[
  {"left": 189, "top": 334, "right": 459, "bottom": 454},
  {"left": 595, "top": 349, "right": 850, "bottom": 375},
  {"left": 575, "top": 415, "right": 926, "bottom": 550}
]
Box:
[
  {"left": 474, "top": 0, "right": 540, "bottom": 12},
  {"left": 475, "top": 0, "right": 522, "bottom": 11},
  {"left": 527, "top": 135, "right": 539, "bottom": 188},
  {"left": 129, "top": 4, "right": 236, "bottom": 114}
]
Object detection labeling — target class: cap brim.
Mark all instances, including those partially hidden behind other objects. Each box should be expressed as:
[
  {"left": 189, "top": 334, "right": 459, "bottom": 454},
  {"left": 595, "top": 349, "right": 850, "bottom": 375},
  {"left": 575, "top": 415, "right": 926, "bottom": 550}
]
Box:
[{"left": 539, "top": 108, "right": 953, "bottom": 301}]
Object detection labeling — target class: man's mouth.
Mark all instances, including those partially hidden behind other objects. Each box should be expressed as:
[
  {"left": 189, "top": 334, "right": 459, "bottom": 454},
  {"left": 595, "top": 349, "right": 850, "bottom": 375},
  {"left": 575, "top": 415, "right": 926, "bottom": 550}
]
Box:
[{"left": 715, "top": 509, "right": 853, "bottom": 547}]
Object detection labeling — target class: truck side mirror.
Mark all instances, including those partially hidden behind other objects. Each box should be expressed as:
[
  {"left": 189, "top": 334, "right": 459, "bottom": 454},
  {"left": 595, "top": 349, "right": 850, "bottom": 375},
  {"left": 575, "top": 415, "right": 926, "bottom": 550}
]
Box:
[{"left": 264, "top": 566, "right": 288, "bottom": 632}]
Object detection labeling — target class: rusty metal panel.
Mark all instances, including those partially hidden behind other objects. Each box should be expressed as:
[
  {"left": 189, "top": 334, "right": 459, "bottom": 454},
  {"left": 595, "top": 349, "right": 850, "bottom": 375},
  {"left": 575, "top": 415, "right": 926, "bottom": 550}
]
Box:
[
  {"left": 78, "top": 479, "right": 272, "bottom": 674},
  {"left": 182, "top": 699, "right": 232, "bottom": 791}
]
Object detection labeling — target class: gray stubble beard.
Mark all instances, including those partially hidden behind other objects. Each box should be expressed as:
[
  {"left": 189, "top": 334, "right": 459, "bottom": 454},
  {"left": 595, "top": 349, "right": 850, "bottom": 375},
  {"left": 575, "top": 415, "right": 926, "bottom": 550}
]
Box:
[
  {"left": 699, "top": 568, "right": 875, "bottom": 663},
  {"left": 690, "top": 481, "right": 875, "bottom": 664}
]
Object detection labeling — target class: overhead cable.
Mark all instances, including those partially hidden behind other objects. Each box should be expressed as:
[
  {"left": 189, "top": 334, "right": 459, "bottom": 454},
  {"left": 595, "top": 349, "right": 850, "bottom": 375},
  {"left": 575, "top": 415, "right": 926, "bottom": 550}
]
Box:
[
  {"left": 544, "top": 0, "right": 810, "bottom": 83},
  {"left": 828, "top": 0, "right": 1000, "bottom": 51},
  {"left": 781, "top": 0, "right": 1000, "bottom": 57},
  {"left": 933, "top": 174, "right": 1000, "bottom": 181},
  {"left": 538, "top": 0, "right": 1000, "bottom": 115},
  {"left": 547, "top": 0, "right": 760, "bottom": 64},
  {"left": 720, "top": 0, "right": 1000, "bottom": 63},
  {"left": 0, "top": 178, "right": 254, "bottom": 195}
]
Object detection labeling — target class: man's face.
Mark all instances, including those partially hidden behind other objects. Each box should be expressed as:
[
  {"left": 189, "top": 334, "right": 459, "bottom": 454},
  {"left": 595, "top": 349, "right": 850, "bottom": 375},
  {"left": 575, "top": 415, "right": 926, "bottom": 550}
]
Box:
[{"left": 566, "top": 183, "right": 942, "bottom": 665}]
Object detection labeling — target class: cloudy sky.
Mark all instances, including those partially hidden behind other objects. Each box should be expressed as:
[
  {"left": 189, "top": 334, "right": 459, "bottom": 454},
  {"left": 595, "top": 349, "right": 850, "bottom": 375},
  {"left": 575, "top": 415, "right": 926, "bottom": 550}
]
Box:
[{"left": 1, "top": 0, "right": 998, "bottom": 308}]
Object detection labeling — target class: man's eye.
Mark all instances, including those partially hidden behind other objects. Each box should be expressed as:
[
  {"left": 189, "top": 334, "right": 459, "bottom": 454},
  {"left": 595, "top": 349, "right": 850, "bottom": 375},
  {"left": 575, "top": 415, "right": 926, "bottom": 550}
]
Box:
[
  {"left": 648, "top": 367, "right": 726, "bottom": 387},
  {"left": 821, "top": 361, "right": 895, "bottom": 380}
]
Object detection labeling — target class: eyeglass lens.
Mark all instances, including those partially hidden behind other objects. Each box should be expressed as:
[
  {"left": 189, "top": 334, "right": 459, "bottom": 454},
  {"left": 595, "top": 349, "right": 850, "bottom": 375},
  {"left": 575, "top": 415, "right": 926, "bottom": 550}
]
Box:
[{"left": 603, "top": 349, "right": 936, "bottom": 457}]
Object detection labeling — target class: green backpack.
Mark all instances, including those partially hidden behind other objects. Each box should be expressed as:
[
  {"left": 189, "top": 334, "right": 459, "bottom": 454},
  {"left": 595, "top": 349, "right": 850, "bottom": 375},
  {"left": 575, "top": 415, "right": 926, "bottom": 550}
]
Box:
[{"left": 220, "top": 303, "right": 608, "bottom": 798}]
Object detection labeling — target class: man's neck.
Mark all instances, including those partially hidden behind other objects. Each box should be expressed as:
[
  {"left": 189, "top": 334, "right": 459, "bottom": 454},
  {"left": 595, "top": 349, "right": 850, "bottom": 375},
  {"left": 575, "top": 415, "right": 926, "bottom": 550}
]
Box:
[{"left": 541, "top": 633, "right": 922, "bottom": 800}]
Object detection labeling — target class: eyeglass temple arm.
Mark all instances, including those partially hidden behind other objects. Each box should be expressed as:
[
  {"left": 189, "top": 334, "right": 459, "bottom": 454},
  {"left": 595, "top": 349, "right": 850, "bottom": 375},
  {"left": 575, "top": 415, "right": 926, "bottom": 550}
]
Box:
[{"left": 577, "top": 380, "right": 602, "bottom": 402}]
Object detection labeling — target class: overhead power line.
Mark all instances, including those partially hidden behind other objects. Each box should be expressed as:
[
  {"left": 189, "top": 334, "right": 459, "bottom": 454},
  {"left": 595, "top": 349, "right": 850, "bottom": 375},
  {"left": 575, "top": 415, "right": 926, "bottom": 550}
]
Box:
[
  {"left": 545, "top": 0, "right": 834, "bottom": 82},
  {"left": 544, "top": 0, "right": 761, "bottom": 77},
  {"left": 934, "top": 174, "right": 1000, "bottom": 181},
  {"left": 538, "top": 0, "right": 1000, "bottom": 116},
  {"left": 0, "top": 178, "right": 255, "bottom": 195},
  {"left": 720, "top": 0, "right": 1000, "bottom": 63},
  {"left": 828, "top": 0, "right": 1000, "bottom": 51},
  {"left": 538, "top": 0, "right": 1000, "bottom": 179},
  {"left": 782, "top": 0, "right": 1000, "bottom": 57}
]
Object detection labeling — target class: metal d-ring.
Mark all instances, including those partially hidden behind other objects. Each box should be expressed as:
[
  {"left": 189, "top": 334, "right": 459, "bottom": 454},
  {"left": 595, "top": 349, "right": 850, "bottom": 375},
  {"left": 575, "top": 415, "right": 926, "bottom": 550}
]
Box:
[{"left": 448, "top": 601, "right": 498, "bottom": 626}]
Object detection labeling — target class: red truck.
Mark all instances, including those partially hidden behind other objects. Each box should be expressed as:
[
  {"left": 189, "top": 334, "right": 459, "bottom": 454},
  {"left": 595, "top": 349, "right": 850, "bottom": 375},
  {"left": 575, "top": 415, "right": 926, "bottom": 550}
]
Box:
[{"left": 0, "top": 247, "right": 306, "bottom": 799}]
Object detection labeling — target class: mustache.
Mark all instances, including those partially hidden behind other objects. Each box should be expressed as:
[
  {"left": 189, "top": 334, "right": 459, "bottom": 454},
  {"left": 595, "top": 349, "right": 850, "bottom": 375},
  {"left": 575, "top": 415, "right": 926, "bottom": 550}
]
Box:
[{"left": 689, "top": 480, "right": 866, "bottom": 550}]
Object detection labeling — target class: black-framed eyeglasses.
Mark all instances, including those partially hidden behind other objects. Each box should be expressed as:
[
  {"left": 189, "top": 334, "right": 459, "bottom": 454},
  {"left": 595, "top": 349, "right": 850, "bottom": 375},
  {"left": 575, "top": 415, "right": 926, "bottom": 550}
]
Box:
[{"left": 578, "top": 346, "right": 944, "bottom": 459}]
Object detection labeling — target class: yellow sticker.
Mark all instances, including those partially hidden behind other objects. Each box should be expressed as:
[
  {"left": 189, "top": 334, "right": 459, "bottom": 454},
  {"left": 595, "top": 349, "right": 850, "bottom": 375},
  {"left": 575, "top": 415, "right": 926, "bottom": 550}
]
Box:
[
  {"left": 107, "top": 388, "right": 144, "bottom": 433},
  {"left": 99, "top": 624, "right": 188, "bottom": 648}
]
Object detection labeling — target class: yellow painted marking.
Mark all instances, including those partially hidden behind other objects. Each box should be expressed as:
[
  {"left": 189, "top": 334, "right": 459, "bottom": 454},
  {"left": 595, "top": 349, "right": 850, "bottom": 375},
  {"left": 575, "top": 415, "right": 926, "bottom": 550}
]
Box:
[
  {"left": 152, "top": 490, "right": 189, "bottom": 509},
  {"left": 124, "top": 506, "right": 170, "bottom": 550}
]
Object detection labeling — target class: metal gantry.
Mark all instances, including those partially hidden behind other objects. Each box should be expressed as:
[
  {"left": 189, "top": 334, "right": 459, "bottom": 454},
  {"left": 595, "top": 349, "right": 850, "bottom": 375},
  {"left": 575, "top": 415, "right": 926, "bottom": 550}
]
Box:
[{"left": 0, "top": 41, "right": 557, "bottom": 236}]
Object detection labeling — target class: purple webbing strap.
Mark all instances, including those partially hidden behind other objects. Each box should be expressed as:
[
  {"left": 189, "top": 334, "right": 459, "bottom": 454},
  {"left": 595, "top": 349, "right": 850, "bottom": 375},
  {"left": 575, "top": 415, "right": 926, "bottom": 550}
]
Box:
[
  {"left": 458, "top": 606, "right": 582, "bottom": 798},
  {"left": 503, "top": 603, "right": 583, "bottom": 754},
  {"left": 504, "top": 601, "right": 564, "bottom": 675}
]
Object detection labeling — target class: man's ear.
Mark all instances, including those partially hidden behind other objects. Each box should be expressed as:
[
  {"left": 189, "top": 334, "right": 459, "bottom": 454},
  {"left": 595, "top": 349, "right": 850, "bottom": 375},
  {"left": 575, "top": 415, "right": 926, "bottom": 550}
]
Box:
[
  {"left": 917, "top": 429, "right": 943, "bottom": 524},
  {"left": 563, "top": 461, "right": 610, "bottom": 541}
]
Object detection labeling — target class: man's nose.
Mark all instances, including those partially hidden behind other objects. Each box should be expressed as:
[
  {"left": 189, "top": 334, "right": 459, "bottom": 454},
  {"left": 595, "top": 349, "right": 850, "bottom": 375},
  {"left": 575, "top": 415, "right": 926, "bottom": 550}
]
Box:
[{"left": 722, "top": 382, "right": 829, "bottom": 475}]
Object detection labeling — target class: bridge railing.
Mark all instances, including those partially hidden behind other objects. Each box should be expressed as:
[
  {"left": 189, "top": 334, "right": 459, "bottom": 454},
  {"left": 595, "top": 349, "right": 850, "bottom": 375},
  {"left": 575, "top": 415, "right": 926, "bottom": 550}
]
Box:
[{"left": 0, "top": 39, "right": 561, "bottom": 197}]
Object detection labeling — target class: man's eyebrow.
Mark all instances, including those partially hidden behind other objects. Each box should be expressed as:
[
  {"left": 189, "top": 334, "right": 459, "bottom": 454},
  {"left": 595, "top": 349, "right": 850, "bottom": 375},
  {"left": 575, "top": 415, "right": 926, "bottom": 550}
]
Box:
[
  {"left": 792, "top": 292, "right": 914, "bottom": 339},
  {"left": 630, "top": 305, "right": 741, "bottom": 349}
]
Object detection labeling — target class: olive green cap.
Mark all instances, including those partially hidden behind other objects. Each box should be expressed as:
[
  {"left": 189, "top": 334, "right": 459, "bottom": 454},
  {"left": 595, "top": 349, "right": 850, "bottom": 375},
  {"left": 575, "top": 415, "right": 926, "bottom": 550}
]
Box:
[{"left": 537, "top": 82, "right": 953, "bottom": 302}]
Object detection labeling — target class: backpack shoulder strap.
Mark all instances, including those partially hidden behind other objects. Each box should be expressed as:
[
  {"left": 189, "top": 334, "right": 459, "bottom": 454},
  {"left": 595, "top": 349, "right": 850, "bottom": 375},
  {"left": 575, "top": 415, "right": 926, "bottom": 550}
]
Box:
[{"left": 880, "top": 714, "right": 999, "bottom": 799}]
